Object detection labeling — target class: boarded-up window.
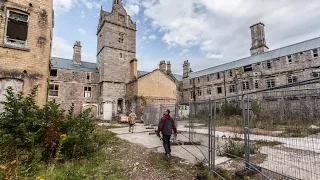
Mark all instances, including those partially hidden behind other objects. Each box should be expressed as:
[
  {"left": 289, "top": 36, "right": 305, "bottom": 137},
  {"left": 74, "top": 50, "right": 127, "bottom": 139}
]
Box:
[
  {"left": 5, "top": 11, "right": 29, "bottom": 47},
  {"left": 0, "top": 79, "right": 24, "bottom": 112}
]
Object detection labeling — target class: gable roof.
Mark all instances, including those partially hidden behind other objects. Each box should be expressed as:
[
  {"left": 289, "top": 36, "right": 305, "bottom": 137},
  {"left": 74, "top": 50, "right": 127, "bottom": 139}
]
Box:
[
  {"left": 50, "top": 58, "right": 183, "bottom": 82},
  {"left": 51, "top": 57, "right": 98, "bottom": 72},
  {"left": 190, "top": 36, "right": 320, "bottom": 78}
]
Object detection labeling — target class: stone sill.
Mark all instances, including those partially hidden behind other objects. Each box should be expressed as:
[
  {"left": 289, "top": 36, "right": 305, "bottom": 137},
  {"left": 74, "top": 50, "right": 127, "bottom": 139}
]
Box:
[{"left": 0, "top": 44, "right": 30, "bottom": 51}]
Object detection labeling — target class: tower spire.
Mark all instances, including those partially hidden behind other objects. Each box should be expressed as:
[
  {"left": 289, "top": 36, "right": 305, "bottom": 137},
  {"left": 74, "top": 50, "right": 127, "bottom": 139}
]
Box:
[{"left": 113, "top": 0, "right": 122, "bottom": 5}]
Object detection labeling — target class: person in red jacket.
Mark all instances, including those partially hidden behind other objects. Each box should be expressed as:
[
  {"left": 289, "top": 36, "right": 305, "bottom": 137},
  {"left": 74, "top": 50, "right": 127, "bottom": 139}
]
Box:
[{"left": 157, "top": 109, "right": 177, "bottom": 159}]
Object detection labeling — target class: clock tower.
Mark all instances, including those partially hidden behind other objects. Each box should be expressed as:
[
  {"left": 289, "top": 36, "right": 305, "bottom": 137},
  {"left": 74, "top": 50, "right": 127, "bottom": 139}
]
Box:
[{"left": 97, "top": 0, "right": 137, "bottom": 120}]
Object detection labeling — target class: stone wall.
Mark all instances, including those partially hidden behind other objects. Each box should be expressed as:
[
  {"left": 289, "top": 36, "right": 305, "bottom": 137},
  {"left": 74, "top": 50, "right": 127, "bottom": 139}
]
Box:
[
  {"left": 182, "top": 49, "right": 320, "bottom": 102},
  {"left": 0, "top": 0, "right": 53, "bottom": 108},
  {"left": 48, "top": 68, "right": 99, "bottom": 118}
]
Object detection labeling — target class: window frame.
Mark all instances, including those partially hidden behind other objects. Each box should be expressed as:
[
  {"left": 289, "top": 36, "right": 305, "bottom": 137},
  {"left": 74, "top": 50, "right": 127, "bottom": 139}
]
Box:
[
  {"left": 49, "top": 84, "right": 59, "bottom": 97},
  {"left": 84, "top": 86, "right": 92, "bottom": 98},
  {"left": 287, "top": 75, "right": 298, "bottom": 84},
  {"left": 242, "top": 81, "right": 249, "bottom": 90},
  {"left": 217, "top": 87, "right": 222, "bottom": 94},
  {"left": 266, "top": 79, "right": 275, "bottom": 88},
  {"left": 229, "top": 85, "right": 235, "bottom": 93},
  {"left": 4, "top": 10, "right": 30, "bottom": 47},
  {"left": 197, "top": 89, "right": 202, "bottom": 96},
  {"left": 50, "top": 69, "right": 57, "bottom": 77},
  {"left": 312, "top": 49, "right": 319, "bottom": 58}
]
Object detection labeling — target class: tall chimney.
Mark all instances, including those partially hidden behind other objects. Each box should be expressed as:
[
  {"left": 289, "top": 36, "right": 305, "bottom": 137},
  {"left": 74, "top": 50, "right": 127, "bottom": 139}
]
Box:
[
  {"left": 73, "top": 41, "right": 82, "bottom": 65},
  {"left": 183, "top": 60, "right": 190, "bottom": 79},
  {"left": 130, "top": 58, "right": 138, "bottom": 80},
  {"left": 167, "top": 61, "right": 172, "bottom": 75},
  {"left": 159, "top": 60, "right": 166, "bottom": 72},
  {"left": 250, "top": 22, "right": 269, "bottom": 55}
]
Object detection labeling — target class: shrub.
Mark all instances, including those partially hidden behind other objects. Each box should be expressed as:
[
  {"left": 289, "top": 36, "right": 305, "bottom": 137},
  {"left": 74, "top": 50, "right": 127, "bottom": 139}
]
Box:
[
  {"left": 59, "top": 104, "right": 96, "bottom": 159},
  {"left": 0, "top": 86, "right": 97, "bottom": 178},
  {"left": 223, "top": 139, "right": 258, "bottom": 158},
  {"left": 0, "top": 87, "right": 44, "bottom": 178}
]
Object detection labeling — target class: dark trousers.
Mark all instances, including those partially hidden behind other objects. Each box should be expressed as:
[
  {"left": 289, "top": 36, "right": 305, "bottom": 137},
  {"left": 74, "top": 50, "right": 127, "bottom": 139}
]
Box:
[{"left": 162, "top": 134, "right": 171, "bottom": 155}]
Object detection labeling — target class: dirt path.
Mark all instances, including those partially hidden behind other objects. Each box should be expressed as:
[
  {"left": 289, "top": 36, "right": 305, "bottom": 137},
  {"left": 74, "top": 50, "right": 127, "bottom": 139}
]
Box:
[{"left": 119, "top": 141, "right": 203, "bottom": 180}]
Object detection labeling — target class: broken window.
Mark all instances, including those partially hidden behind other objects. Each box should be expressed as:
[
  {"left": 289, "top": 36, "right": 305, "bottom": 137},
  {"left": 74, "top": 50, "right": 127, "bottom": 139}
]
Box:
[
  {"left": 5, "top": 10, "right": 29, "bottom": 47},
  {"left": 255, "top": 80, "right": 259, "bottom": 89},
  {"left": 190, "top": 91, "right": 195, "bottom": 99},
  {"left": 242, "top": 81, "right": 249, "bottom": 90},
  {"left": 229, "top": 70, "right": 233, "bottom": 77},
  {"left": 312, "top": 72, "right": 320, "bottom": 78},
  {"left": 50, "top": 69, "right": 57, "bottom": 77},
  {"left": 87, "top": 73, "right": 91, "bottom": 80},
  {"left": 118, "top": 32, "right": 124, "bottom": 43},
  {"left": 84, "top": 86, "right": 92, "bottom": 98},
  {"left": 217, "top": 73, "right": 220, "bottom": 79},
  {"left": 243, "top": 65, "right": 252, "bottom": 72},
  {"left": 287, "top": 75, "right": 298, "bottom": 84},
  {"left": 197, "top": 89, "right": 202, "bottom": 96},
  {"left": 229, "top": 85, "right": 235, "bottom": 93},
  {"left": 197, "top": 78, "right": 200, "bottom": 83},
  {"left": 207, "top": 88, "right": 211, "bottom": 95},
  {"left": 217, "top": 87, "right": 222, "bottom": 94},
  {"left": 312, "top": 49, "right": 318, "bottom": 58},
  {"left": 287, "top": 55, "right": 292, "bottom": 63},
  {"left": 266, "top": 61, "right": 272, "bottom": 69},
  {"left": 49, "top": 84, "right": 59, "bottom": 96},
  {"left": 207, "top": 76, "right": 210, "bottom": 81},
  {"left": 266, "top": 79, "right": 275, "bottom": 88}
]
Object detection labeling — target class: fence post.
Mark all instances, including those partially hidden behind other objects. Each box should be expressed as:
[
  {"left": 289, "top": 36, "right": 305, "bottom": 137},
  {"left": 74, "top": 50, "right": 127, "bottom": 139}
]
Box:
[
  {"left": 246, "top": 93, "right": 250, "bottom": 167},
  {"left": 212, "top": 100, "right": 216, "bottom": 172},
  {"left": 189, "top": 102, "right": 191, "bottom": 142},
  {"left": 242, "top": 94, "right": 249, "bottom": 168},
  {"left": 208, "top": 99, "right": 212, "bottom": 172}
]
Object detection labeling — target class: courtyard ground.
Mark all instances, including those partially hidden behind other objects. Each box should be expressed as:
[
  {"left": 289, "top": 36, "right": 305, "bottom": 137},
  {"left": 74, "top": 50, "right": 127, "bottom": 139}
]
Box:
[{"left": 103, "top": 121, "right": 320, "bottom": 180}]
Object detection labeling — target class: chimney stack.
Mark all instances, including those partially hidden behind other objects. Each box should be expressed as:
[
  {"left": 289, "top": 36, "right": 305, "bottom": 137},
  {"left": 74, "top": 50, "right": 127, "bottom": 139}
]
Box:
[
  {"left": 130, "top": 58, "right": 138, "bottom": 80},
  {"left": 250, "top": 22, "right": 269, "bottom": 55},
  {"left": 166, "top": 61, "right": 172, "bottom": 75},
  {"left": 73, "top": 41, "right": 82, "bottom": 65},
  {"left": 183, "top": 60, "right": 190, "bottom": 79},
  {"left": 159, "top": 60, "right": 166, "bottom": 72}
]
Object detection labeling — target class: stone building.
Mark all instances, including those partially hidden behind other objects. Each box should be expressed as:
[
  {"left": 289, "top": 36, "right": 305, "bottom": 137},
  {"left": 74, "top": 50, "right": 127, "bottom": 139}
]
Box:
[
  {"left": 0, "top": 0, "right": 54, "bottom": 111},
  {"left": 181, "top": 22, "right": 320, "bottom": 102},
  {"left": 49, "top": 0, "right": 182, "bottom": 121}
]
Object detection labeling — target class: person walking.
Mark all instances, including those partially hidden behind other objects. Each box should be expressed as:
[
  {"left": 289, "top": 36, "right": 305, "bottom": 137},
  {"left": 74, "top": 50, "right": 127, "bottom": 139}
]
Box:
[
  {"left": 157, "top": 109, "right": 177, "bottom": 159},
  {"left": 128, "top": 110, "right": 137, "bottom": 133}
]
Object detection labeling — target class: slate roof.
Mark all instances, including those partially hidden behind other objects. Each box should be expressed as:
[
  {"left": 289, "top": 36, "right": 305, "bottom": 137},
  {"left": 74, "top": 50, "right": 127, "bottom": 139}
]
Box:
[
  {"left": 50, "top": 57, "right": 183, "bottom": 82},
  {"left": 190, "top": 37, "right": 320, "bottom": 78}
]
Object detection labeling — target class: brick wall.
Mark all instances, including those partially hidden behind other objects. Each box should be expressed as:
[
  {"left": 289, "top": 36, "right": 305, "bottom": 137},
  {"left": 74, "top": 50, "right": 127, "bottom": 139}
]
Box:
[{"left": 0, "top": 0, "right": 53, "bottom": 107}]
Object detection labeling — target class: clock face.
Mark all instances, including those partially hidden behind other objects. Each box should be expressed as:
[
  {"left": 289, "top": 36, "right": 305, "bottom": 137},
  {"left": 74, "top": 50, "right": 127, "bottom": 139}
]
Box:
[{"left": 119, "top": 14, "right": 125, "bottom": 21}]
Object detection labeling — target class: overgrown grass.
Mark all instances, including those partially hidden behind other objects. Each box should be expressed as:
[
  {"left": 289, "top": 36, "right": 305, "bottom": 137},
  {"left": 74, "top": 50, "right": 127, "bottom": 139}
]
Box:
[
  {"left": 223, "top": 140, "right": 259, "bottom": 158},
  {"left": 31, "top": 128, "right": 127, "bottom": 180}
]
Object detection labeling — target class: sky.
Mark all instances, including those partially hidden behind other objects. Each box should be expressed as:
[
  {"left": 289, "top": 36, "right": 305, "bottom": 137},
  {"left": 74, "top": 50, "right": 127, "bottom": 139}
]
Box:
[{"left": 52, "top": 0, "right": 320, "bottom": 75}]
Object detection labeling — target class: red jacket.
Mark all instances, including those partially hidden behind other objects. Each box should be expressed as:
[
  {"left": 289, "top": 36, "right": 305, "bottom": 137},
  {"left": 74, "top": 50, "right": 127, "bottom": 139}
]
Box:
[{"left": 157, "top": 115, "right": 177, "bottom": 135}]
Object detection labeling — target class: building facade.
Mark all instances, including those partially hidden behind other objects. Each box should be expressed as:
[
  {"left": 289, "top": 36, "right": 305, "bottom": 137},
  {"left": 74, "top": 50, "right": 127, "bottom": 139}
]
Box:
[
  {"left": 49, "top": 0, "right": 182, "bottom": 121},
  {"left": 181, "top": 23, "right": 320, "bottom": 102},
  {"left": 0, "top": 0, "right": 54, "bottom": 111}
]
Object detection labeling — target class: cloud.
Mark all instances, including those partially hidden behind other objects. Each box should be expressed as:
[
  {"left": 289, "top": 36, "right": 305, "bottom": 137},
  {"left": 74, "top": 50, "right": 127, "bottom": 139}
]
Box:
[
  {"left": 206, "top": 53, "right": 223, "bottom": 59},
  {"left": 52, "top": 37, "right": 73, "bottom": 58},
  {"left": 135, "top": 0, "right": 320, "bottom": 72},
  {"left": 78, "top": 28, "right": 87, "bottom": 35},
  {"left": 142, "top": 36, "right": 147, "bottom": 40},
  {"left": 125, "top": 4, "right": 140, "bottom": 17},
  {"left": 52, "top": 37, "right": 95, "bottom": 63},
  {"left": 179, "top": 49, "right": 191, "bottom": 57},
  {"left": 81, "top": 0, "right": 100, "bottom": 9},
  {"left": 80, "top": 11, "right": 86, "bottom": 18},
  {"left": 148, "top": 34, "right": 157, "bottom": 40},
  {"left": 53, "top": 0, "right": 75, "bottom": 13}
]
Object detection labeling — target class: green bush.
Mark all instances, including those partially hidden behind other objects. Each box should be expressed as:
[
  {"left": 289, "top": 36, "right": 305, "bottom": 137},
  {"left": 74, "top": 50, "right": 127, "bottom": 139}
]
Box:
[
  {"left": 59, "top": 104, "right": 96, "bottom": 159},
  {"left": 0, "top": 86, "right": 97, "bottom": 178}
]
